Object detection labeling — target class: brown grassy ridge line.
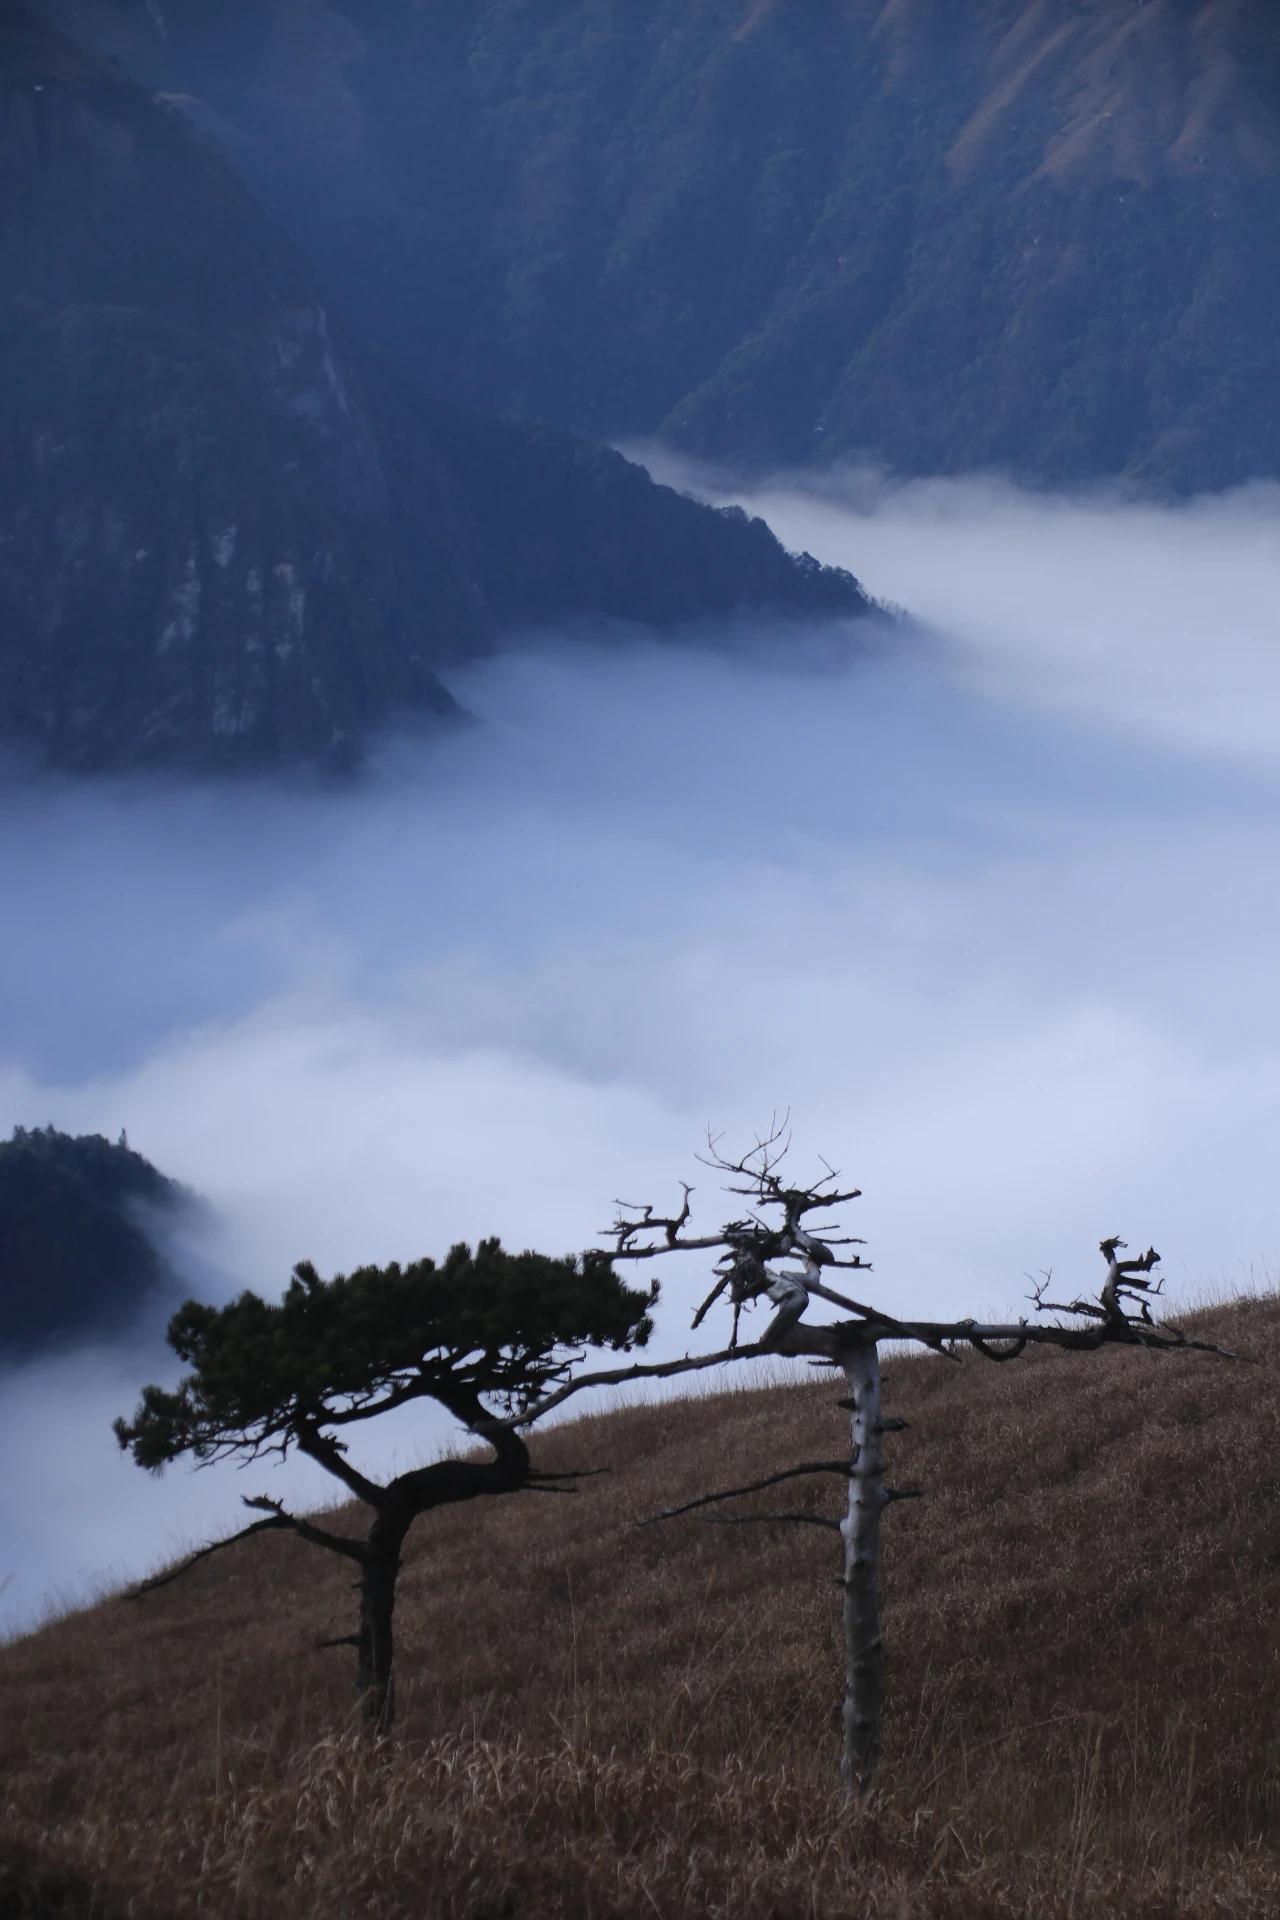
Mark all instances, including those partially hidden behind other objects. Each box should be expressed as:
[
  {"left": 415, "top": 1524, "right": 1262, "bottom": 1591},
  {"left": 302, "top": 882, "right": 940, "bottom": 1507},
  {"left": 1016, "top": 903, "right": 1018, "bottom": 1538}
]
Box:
[{"left": 1, "top": 1292, "right": 1278, "bottom": 1918}]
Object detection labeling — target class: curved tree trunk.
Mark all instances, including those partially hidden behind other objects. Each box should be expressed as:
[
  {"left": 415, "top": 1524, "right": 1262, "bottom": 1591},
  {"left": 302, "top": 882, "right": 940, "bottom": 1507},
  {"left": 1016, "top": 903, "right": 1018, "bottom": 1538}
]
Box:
[
  {"left": 839, "top": 1340, "right": 885, "bottom": 1793},
  {"left": 350, "top": 1403, "right": 533, "bottom": 1733},
  {"left": 356, "top": 1538, "right": 401, "bottom": 1733}
]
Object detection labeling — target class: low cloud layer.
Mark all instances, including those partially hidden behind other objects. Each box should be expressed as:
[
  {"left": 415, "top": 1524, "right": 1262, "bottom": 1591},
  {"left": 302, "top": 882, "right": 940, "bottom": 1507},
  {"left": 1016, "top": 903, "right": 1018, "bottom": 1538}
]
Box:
[
  {"left": 4, "top": 467, "right": 1279, "bottom": 1633},
  {"left": 653, "top": 455, "right": 1280, "bottom": 770}
]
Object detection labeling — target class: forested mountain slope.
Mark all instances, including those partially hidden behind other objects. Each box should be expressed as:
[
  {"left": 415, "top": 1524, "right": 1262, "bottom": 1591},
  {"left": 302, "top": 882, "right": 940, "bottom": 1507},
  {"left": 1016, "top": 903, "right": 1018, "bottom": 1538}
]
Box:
[
  {"left": 2, "top": 1292, "right": 1277, "bottom": 1916},
  {"left": 1, "top": 8, "right": 868, "bottom": 769},
  {"left": 0, "top": 1126, "right": 188, "bottom": 1359},
  {"left": 38, "top": 0, "right": 1280, "bottom": 493}
]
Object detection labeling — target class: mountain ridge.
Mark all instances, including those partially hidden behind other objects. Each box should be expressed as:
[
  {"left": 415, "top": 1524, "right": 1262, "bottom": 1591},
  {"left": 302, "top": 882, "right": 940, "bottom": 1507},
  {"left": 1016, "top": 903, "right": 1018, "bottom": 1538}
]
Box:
[
  {"left": 1, "top": 5, "right": 872, "bottom": 770},
  {"left": 53, "top": 0, "right": 1279, "bottom": 494}
]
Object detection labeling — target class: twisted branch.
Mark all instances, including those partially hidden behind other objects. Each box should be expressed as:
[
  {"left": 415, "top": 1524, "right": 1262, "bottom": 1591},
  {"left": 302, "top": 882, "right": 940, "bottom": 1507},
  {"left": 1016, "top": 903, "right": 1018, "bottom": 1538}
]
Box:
[{"left": 130, "top": 1496, "right": 367, "bottom": 1597}]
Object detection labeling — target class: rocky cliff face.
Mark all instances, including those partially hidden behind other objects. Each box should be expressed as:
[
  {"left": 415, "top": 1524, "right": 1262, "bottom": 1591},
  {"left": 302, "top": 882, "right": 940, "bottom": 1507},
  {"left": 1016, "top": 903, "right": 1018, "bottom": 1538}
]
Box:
[
  {"left": 0, "top": 11, "right": 469, "bottom": 765},
  {"left": 1, "top": 7, "right": 870, "bottom": 770},
  {"left": 56, "top": 0, "right": 1280, "bottom": 495}
]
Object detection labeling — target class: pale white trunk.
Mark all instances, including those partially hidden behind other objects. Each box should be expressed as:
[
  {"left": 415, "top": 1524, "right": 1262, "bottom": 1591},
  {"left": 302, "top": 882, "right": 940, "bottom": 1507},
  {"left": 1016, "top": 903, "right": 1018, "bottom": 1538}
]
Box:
[{"left": 839, "top": 1342, "right": 885, "bottom": 1792}]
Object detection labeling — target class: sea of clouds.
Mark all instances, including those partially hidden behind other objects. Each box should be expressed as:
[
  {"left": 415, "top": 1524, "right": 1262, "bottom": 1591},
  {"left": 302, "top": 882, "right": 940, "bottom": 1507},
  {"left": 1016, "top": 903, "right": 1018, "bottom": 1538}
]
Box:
[{"left": 3, "top": 464, "right": 1279, "bottom": 1634}]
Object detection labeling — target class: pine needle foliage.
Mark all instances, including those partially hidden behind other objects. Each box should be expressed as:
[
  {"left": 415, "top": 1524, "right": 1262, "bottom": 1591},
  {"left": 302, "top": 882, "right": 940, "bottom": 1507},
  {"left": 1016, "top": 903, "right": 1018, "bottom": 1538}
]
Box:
[
  {"left": 114, "top": 1239, "right": 656, "bottom": 1471},
  {"left": 112, "top": 1238, "right": 657, "bottom": 1728}
]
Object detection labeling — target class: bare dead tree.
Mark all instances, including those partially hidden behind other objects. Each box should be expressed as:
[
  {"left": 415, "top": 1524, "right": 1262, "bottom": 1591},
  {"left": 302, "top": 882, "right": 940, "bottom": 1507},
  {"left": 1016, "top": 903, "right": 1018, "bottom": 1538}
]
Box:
[{"left": 494, "top": 1124, "right": 1246, "bottom": 1793}]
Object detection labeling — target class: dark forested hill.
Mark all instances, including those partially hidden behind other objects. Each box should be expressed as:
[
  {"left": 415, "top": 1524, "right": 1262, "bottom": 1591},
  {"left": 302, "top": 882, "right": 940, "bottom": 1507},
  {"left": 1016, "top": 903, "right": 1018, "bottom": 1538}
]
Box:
[
  {"left": 0, "top": 1126, "right": 188, "bottom": 1359},
  {"left": 41, "top": 0, "right": 1280, "bottom": 495},
  {"left": 0, "top": 8, "right": 869, "bottom": 770}
]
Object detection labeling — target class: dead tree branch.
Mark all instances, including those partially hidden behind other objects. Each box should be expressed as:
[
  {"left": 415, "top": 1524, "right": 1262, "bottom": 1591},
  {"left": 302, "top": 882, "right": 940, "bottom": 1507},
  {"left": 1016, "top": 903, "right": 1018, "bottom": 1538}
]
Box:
[
  {"left": 701, "top": 1511, "right": 843, "bottom": 1534},
  {"left": 239, "top": 1495, "right": 370, "bottom": 1560},
  {"left": 130, "top": 1498, "right": 367, "bottom": 1597},
  {"left": 129, "top": 1515, "right": 298, "bottom": 1596},
  {"left": 641, "top": 1460, "right": 853, "bottom": 1526},
  {"left": 493, "top": 1339, "right": 771, "bottom": 1429}
]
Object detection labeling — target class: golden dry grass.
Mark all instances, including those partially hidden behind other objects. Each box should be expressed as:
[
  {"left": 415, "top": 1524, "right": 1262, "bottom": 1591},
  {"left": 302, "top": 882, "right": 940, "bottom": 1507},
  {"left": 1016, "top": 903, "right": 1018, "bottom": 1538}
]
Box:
[{"left": 2, "top": 1292, "right": 1278, "bottom": 1917}]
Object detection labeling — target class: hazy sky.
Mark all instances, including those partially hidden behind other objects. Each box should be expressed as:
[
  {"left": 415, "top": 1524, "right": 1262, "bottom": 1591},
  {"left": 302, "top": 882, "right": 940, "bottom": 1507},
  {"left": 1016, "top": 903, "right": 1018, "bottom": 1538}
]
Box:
[{"left": 4, "top": 466, "right": 1279, "bottom": 1634}]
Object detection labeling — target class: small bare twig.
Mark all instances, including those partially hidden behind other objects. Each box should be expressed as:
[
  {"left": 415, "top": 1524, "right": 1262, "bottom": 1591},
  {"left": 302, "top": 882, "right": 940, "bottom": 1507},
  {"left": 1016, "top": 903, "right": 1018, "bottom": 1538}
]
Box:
[
  {"left": 701, "top": 1511, "right": 842, "bottom": 1534},
  {"left": 640, "top": 1459, "right": 853, "bottom": 1526},
  {"left": 607, "top": 1182, "right": 697, "bottom": 1252}
]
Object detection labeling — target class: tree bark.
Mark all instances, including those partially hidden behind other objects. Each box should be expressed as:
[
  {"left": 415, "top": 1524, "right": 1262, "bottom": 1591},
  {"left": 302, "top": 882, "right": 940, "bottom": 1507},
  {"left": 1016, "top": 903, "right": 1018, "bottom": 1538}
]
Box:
[
  {"left": 839, "top": 1340, "right": 885, "bottom": 1793},
  {"left": 350, "top": 1401, "right": 531, "bottom": 1733},
  {"left": 356, "top": 1522, "right": 405, "bottom": 1734}
]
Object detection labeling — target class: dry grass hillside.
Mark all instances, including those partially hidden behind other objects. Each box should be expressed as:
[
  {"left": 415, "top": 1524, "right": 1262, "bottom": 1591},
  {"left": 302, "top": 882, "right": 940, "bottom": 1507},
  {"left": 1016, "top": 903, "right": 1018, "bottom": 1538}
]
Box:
[
  {"left": 2, "top": 1292, "right": 1278, "bottom": 1918},
  {"left": 934, "top": 0, "right": 1280, "bottom": 184}
]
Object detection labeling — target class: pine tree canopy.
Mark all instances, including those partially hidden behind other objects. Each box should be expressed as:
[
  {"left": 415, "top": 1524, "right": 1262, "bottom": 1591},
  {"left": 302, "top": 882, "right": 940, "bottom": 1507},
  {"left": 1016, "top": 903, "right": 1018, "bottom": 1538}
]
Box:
[{"left": 114, "top": 1238, "right": 658, "bottom": 1472}]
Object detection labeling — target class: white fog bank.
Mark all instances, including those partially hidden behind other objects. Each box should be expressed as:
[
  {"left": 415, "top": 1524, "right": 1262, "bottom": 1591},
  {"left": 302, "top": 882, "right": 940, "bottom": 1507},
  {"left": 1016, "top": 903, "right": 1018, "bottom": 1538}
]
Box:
[
  {"left": 642, "top": 452, "right": 1280, "bottom": 771},
  {"left": 3, "top": 467, "right": 1279, "bottom": 1632}
]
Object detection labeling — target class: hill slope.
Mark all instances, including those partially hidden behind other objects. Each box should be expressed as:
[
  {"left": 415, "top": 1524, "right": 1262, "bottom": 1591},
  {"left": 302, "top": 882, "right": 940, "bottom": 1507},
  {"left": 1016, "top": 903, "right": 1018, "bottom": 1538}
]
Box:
[
  {"left": 36, "top": 0, "right": 1280, "bottom": 494},
  {"left": 2, "top": 1292, "right": 1277, "bottom": 1917},
  {"left": 1, "top": 7, "right": 870, "bottom": 770}
]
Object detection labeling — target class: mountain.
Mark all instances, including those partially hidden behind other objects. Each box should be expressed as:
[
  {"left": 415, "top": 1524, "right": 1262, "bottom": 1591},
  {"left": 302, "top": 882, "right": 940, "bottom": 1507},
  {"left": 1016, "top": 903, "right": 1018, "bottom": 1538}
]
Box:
[
  {"left": 0, "top": 9, "right": 870, "bottom": 771},
  {"left": 43, "top": 0, "right": 1280, "bottom": 495},
  {"left": 0, "top": 1126, "right": 189, "bottom": 1359},
  {"left": 0, "top": 1291, "right": 1275, "bottom": 1915}
]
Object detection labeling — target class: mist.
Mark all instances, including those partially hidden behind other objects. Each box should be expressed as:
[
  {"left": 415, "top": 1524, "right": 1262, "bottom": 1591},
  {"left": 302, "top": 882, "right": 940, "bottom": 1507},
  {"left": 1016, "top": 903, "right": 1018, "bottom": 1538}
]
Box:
[{"left": 4, "top": 466, "right": 1279, "bottom": 1636}]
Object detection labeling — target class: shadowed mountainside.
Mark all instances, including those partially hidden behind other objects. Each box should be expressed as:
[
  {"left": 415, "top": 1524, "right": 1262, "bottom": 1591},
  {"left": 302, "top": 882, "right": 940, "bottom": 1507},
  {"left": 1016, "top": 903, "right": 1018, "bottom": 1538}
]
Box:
[
  {"left": 35, "top": 0, "right": 1280, "bottom": 494},
  {"left": 2, "top": 1291, "right": 1277, "bottom": 1916},
  {"left": 0, "top": 1126, "right": 189, "bottom": 1361},
  {"left": 0, "top": 6, "right": 871, "bottom": 770}
]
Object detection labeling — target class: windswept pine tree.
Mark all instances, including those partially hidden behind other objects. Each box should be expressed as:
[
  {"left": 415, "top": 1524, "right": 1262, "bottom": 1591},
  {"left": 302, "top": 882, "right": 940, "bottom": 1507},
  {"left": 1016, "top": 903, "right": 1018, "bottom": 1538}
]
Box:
[{"left": 116, "top": 1239, "right": 657, "bottom": 1728}]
